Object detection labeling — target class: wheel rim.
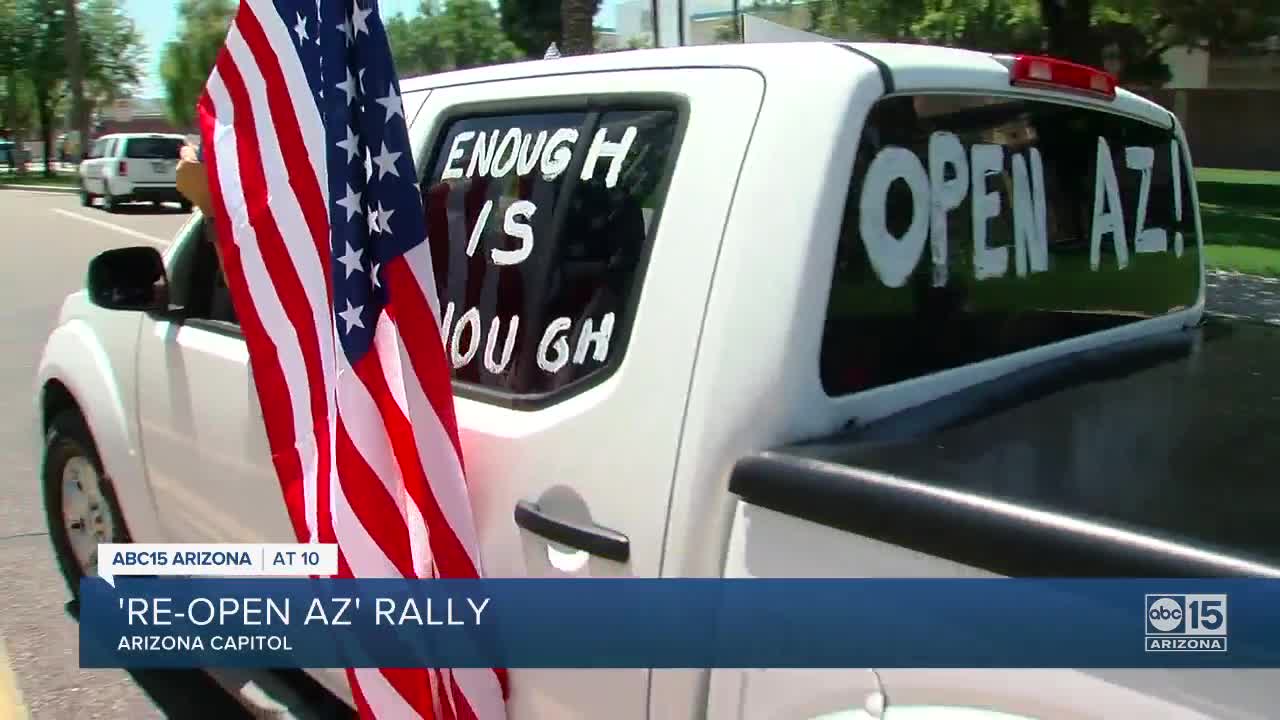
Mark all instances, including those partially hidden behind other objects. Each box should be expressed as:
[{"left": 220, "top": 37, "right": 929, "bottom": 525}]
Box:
[{"left": 60, "top": 456, "right": 117, "bottom": 577}]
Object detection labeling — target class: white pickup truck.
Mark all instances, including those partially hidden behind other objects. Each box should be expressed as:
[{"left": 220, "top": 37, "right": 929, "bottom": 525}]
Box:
[{"left": 35, "top": 42, "right": 1280, "bottom": 719}]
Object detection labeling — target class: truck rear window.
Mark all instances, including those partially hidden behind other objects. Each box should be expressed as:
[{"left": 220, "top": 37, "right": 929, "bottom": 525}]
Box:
[
  {"left": 419, "top": 106, "right": 681, "bottom": 404},
  {"left": 125, "top": 137, "right": 183, "bottom": 159},
  {"left": 822, "top": 94, "right": 1201, "bottom": 396}
]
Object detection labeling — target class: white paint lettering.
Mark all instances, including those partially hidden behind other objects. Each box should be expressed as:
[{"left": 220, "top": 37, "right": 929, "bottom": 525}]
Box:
[
  {"left": 858, "top": 146, "right": 930, "bottom": 288},
  {"left": 493, "top": 200, "right": 536, "bottom": 266},
  {"left": 572, "top": 312, "right": 615, "bottom": 365},
  {"left": 465, "top": 130, "right": 500, "bottom": 178},
  {"left": 580, "top": 126, "right": 637, "bottom": 188},
  {"left": 517, "top": 131, "right": 547, "bottom": 176},
  {"left": 1011, "top": 148, "right": 1049, "bottom": 277},
  {"left": 1090, "top": 136, "right": 1129, "bottom": 270},
  {"left": 1126, "top": 146, "right": 1166, "bottom": 254},
  {"left": 441, "top": 301, "right": 455, "bottom": 342},
  {"left": 466, "top": 200, "right": 493, "bottom": 258},
  {"left": 441, "top": 131, "right": 474, "bottom": 180},
  {"left": 450, "top": 307, "right": 481, "bottom": 369},
  {"left": 928, "top": 131, "right": 968, "bottom": 287},
  {"left": 541, "top": 128, "right": 579, "bottom": 180},
  {"left": 483, "top": 315, "right": 519, "bottom": 374},
  {"left": 537, "top": 317, "right": 572, "bottom": 373},
  {"left": 491, "top": 127, "right": 523, "bottom": 178},
  {"left": 970, "top": 143, "right": 1008, "bottom": 280}
]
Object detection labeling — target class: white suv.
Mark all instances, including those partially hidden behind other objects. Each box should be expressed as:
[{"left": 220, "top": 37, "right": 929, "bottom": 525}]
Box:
[{"left": 78, "top": 133, "right": 191, "bottom": 213}]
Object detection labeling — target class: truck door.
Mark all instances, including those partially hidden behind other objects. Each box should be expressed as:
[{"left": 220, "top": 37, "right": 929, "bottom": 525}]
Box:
[
  {"left": 135, "top": 215, "right": 289, "bottom": 546},
  {"left": 408, "top": 67, "right": 764, "bottom": 719}
]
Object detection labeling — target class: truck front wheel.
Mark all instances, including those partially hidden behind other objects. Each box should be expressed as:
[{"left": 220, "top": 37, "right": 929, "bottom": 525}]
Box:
[{"left": 42, "top": 409, "right": 130, "bottom": 600}]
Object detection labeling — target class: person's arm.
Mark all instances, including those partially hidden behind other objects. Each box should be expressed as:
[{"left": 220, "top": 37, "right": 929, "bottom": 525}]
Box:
[
  {"left": 176, "top": 143, "right": 215, "bottom": 218},
  {"left": 176, "top": 142, "right": 227, "bottom": 272}
]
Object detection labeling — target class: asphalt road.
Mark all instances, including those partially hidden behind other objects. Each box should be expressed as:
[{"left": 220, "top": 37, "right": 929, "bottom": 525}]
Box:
[{"left": 0, "top": 188, "right": 252, "bottom": 719}]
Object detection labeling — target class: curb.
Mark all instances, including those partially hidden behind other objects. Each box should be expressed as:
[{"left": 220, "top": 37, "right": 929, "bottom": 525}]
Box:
[
  {"left": 0, "top": 636, "right": 29, "bottom": 720},
  {"left": 0, "top": 183, "right": 78, "bottom": 194}
]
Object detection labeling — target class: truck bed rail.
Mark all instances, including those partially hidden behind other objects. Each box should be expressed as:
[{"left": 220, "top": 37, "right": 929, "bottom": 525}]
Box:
[{"left": 730, "top": 315, "right": 1280, "bottom": 577}]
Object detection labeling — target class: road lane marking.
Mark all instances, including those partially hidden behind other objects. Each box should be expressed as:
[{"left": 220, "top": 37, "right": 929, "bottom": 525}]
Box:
[
  {"left": 3, "top": 188, "right": 77, "bottom": 197},
  {"left": 51, "top": 208, "right": 169, "bottom": 248},
  {"left": 0, "top": 636, "right": 29, "bottom": 720}
]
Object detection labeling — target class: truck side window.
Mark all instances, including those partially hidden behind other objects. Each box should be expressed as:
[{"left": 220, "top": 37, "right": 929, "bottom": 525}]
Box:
[
  {"left": 821, "top": 94, "right": 1201, "bottom": 396},
  {"left": 419, "top": 106, "right": 681, "bottom": 404},
  {"left": 167, "top": 217, "right": 239, "bottom": 328}
]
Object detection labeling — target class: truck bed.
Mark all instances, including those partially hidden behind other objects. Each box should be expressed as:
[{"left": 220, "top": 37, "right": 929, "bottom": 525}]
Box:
[{"left": 730, "top": 314, "right": 1280, "bottom": 577}]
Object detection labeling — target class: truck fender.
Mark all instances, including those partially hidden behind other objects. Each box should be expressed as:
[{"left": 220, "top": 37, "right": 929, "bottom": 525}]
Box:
[{"left": 35, "top": 318, "right": 165, "bottom": 544}]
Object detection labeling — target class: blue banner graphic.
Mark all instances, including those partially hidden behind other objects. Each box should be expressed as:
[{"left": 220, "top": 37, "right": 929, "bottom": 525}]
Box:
[{"left": 79, "top": 578, "right": 1280, "bottom": 669}]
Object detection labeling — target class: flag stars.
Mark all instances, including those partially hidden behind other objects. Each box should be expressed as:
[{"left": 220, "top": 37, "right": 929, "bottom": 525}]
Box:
[
  {"left": 377, "top": 201, "right": 395, "bottom": 233},
  {"left": 358, "top": 69, "right": 366, "bottom": 94},
  {"left": 352, "top": 1, "right": 372, "bottom": 37},
  {"left": 293, "top": 12, "right": 309, "bottom": 44},
  {"left": 372, "top": 142, "right": 402, "bottom": 180},
  {"left": 337, "top": 16, "right": 352, "bottom": 44},
  {"left": 336, "top": 67, "right": 357, "bottom": 106},
  {"left": 337, "top": 125, "right": 360, "bottom": 164},
  {"left": 367, "top": 204, "right": 382, "bottom": 235},
  {"left": 338, "top": 242, "right": 364, "bottom": 278},
  {"left": 335, "top": 184, "right": 362, "bottom": 221},
  {"left": 338, "top": 300, "right": 365, "bottom": 334},
  {"left": 371, "top": 262, "right": 381, "bottom": 289},
  {"left": 376, "top": 84, "right": 404, "bottom": 124}
]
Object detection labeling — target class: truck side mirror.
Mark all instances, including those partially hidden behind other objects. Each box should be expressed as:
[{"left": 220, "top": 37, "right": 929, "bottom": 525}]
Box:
[{"left": 86, "top": 246, "right": 171, "bottom": 313}]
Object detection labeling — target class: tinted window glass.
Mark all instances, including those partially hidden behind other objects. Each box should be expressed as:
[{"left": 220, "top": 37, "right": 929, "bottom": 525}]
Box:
[
  {"left": 822, "top": 94, "right": 1200, "bottom": 396},
  {"left": 168, "top": 218, "right": 237, "bottom": 326},
  {"left": 420, "top": 107, "right": 680, "bottom": 401},
  {"left": 125, "top": 137, "right": 183, "bottom": 159}
]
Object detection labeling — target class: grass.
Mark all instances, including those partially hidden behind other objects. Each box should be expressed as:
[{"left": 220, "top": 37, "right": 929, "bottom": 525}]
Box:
[
  {"left": 1203, "top": 245, "right": 1280, "bottom": 277},
  {"left": 1194, "top": 167, "right": 1280, "bottom": 278}
]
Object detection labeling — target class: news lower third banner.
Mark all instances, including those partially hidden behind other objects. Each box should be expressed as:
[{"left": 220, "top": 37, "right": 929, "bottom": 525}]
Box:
[{"left": 80, "top": 573, "right": 1280, "bottom": 669}]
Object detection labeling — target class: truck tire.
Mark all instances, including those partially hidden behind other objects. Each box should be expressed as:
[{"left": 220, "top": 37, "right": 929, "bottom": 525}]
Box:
[
  {"left": 79, "top": 182, "right": 93, "bottom": 207},
  {"left": 102, "top": 186, "right": 116, "bottom": 213},
  {"left": 42, "top": 409, "right": 131, "bottom": 600}
]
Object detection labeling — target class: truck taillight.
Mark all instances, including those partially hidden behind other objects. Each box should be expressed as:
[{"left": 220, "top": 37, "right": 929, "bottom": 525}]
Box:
[
  {"left": 1009, "top": 54, "right": 1116, "bottom": 100},
  {"left": 119, "top": 160, "right": 128, "bottom": 176}
]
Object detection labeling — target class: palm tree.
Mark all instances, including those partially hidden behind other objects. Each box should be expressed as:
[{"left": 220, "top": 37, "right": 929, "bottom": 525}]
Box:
[{"left": 559, "top": 0, "right": 599, "bottom": 56}]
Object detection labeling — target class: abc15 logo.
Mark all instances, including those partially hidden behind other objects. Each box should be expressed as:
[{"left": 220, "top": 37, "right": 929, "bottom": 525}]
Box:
[{"left": 1145, "top": 594, "right": 1227, "bottom": 636}]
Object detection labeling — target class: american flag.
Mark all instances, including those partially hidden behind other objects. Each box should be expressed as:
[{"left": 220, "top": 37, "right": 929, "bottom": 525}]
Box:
[{"left": 195, "top": 1, "right": 508, "bottom": 718}]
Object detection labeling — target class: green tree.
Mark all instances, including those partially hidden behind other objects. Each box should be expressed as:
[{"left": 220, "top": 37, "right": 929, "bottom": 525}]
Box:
[
  {"left": 64, "top": 0, "right": 84, "bottom": 164},
  {"left": 0, "top": 0, "right": 35, "bottom": 143},
  {"left": 386, "top": 0, "right": 520, "bottom": 77},
  {"left": 1092, "top": 0, "right": 1280, "bottom": 85},
  {"left": 160, "top": 0, "right": 235, "bottom": 128},
  {"left": 76, "top": 0, "right": 144, "bottom": 152},
  {"left": 803, "top": 0, "right": 1279, "bottom": 85},
  {"left": 498, "top": 0, "right": 560, "bottom": 58},
  {"left": 20, "top": 0, "right": 68, "bottom": 176}
]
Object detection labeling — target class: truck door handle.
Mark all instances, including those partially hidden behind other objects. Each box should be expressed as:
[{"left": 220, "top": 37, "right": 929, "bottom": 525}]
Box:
[{"left": 513, "top": 500, "right": 630, "bottom": 563}]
